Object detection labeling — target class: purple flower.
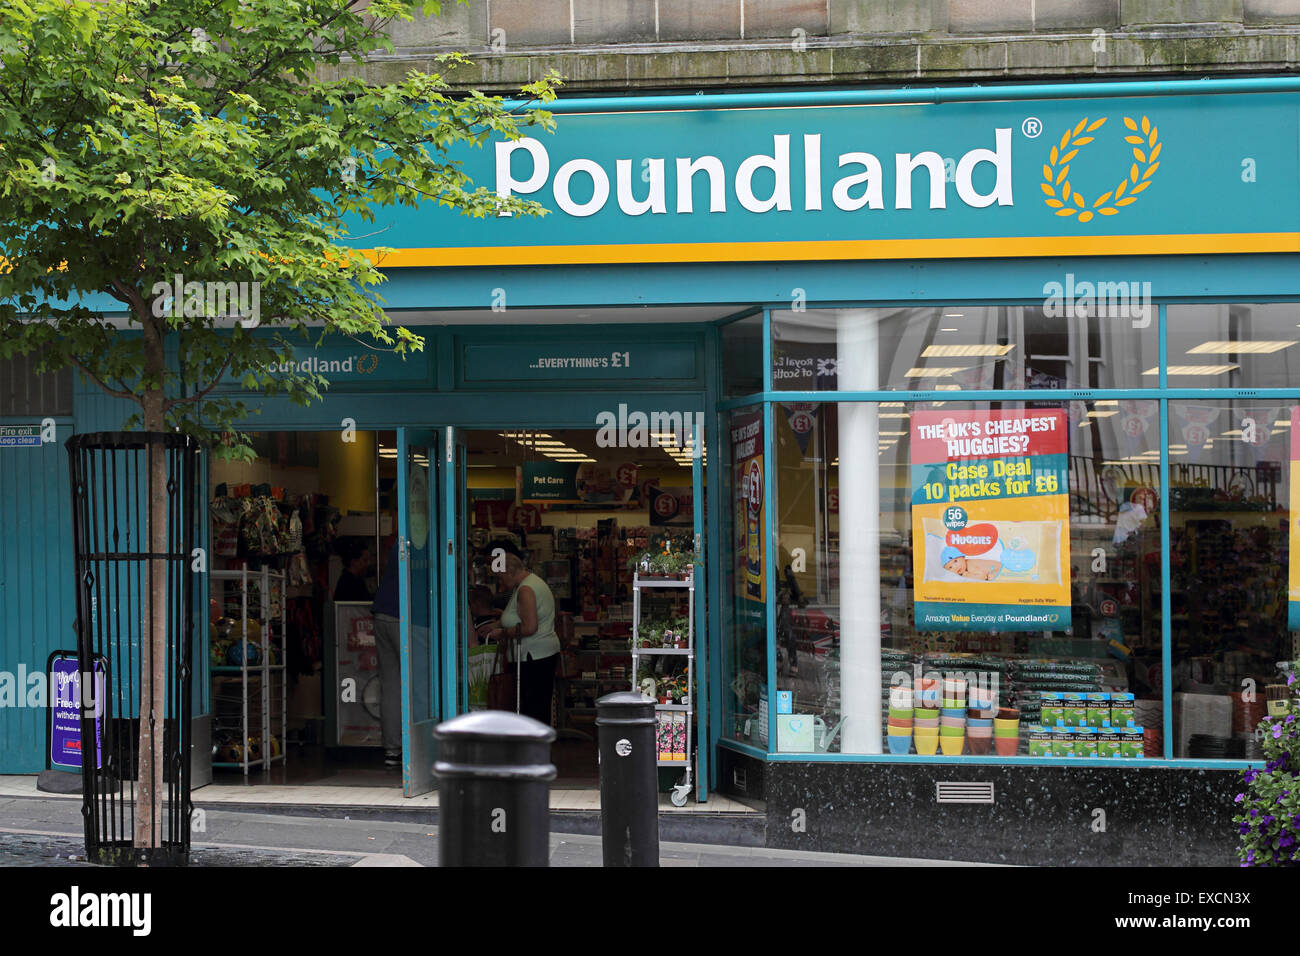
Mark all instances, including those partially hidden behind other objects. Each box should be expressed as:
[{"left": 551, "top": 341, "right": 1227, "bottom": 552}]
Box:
[
  {"left": 1251, "top": 809, "right": 1259, "bottom": 818},
  {"left": 1289, "top": 672, "right": 1296, "bottom": 686},
  {"left": 1288, "top": 714, "right": 1297, "bottom": 724},
  {"left": 1247, "top": 849, "right": 1256, "bottom": 864},
  {"left": 1280, "top": 833, "right": 1295, "bottom": 849},
  {"left": 1240, "top": 822, "right": 1251, "bottom": 834},
  {"left": 1236, "top": 792, "right": 1246, "bottom": 802},
  {"left": 1245, "top": 769, "right": 1259, "bottom": 784},
  {"left": 1274, "top": 724, "right": 1285, "bottom": 739},
  {"left": 1262, "top": 814, "right": 1276, "bottom": 827}
]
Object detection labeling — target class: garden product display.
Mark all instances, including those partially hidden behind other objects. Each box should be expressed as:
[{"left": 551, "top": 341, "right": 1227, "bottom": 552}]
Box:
[
  {"left": 1098, "top": 729, "right": 1122, "bottom": 758},
  {"left": 1121, "top": 727, "right": 1144, "bottom": 758},
  {"left": 1040, "top": 692, "right": 1064, "bottom": 726},
  {"left": 1051, "top": 727, "right": 1075, "bottom": 757},
  {"left": 1085, "top": 693, "right": 1111, "bottom": 727},
  {"left": 1028, "top": 726, "right": 1052, "bottom": 756},
  {"left": 1075, "top": 726, "right": 1098, "bottom": 757}
]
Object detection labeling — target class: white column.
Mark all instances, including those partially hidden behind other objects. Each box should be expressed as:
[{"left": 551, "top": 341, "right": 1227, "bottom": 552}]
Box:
[{"left": 837, "top": 309, "right": 882, "bottom": 754}]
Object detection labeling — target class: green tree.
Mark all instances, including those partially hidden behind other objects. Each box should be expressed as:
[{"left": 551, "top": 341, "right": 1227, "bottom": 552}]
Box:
[{"left": 0, "top": 0, "right": 557, "bottom": 851}]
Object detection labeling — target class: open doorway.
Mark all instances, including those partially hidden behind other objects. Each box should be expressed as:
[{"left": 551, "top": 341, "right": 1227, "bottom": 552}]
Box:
[
  {"left": 206, "top": 429, "right": 399, "bottom": 787},
  {"left": 460, "top": 428, "right": 700, "bottom": 788}
]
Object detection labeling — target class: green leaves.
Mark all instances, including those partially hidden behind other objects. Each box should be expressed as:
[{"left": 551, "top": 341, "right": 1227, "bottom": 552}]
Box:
[{"left": 0, "top": 0, "right": 560, "bottom": 440}]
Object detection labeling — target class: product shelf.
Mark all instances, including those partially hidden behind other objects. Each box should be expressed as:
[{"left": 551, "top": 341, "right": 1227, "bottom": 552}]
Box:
[
  {"left": 209, "top": 567, "right": 288, "bottom": 777},
  {"left": 631, "top": 569, "right": 695, "bottom": 805}
]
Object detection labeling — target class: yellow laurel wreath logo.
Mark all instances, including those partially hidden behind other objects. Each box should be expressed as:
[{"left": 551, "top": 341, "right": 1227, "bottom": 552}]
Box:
[{"left": 1041, "top": 115, "right": 1161, "bottom": 223}]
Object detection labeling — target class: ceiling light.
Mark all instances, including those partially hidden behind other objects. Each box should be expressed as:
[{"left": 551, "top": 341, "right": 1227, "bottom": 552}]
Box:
[
  {"left": 1086, "top": 410, "right": 1118, "bottom": 418},
  {"left": 879, "top": 412, "right": 910, "bottom": 419},
  {"left": 921, "top": 344, "right": 1014, "bottom": 357},
  {"left": 879, "top": 431, "right": 907, "bottom": 436},
  {"left": 904, "top": 367, "right": 967, "bottom": 378},
  {"left": 1275, "top": 420, "right": 1292, "bottom": 427},
  {"left": 1186, "top": 340, "right": 1296, "bottom": 354},
  {"left": 943, "top": 313, "right": 965, "bottom": 318},
  {"left": 1094, "top": 400, "right": 1119, "bottom": 407},
  {"left": 1143, "top": 365, "right": 1239, "bottom": 376},
  {"left": 881, "top": 402, "right": 905, "bottom": 407},
  {"left": 939, "top": 328, "right": 959, "bottom": 332}
]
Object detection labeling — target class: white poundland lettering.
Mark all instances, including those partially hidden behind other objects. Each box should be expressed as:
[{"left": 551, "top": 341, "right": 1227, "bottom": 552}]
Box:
[{"left": 496, "top": 130, "right": 1013, "bottom": 218}]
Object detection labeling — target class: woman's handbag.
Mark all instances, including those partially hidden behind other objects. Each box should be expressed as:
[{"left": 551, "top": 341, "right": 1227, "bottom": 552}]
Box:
[{"left": 487, "top": 641, "right": 517, "bottom": 712}]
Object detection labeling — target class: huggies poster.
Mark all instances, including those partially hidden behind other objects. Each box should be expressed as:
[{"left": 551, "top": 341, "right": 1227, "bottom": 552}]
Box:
[
  {"left": 910, "top": 409, "right": 1071, "bottom": 631},
  {"left": 1289, "top": 407, "right": 1300, "bottom": 630}
]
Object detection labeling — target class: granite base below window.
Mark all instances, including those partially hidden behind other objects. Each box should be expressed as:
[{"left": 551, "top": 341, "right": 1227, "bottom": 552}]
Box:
[{"left": 716, "top": 756, "right": 1241, "bottom": 866}]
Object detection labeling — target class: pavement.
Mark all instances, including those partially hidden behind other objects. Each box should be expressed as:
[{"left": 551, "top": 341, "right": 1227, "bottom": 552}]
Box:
[{"left": 0, "top": 794, "right": 997, "bottom": 867}]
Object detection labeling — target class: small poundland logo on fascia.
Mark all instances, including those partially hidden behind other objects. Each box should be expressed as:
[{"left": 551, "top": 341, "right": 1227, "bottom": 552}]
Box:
[
  {"left": 595, "top": 406, "right": 705, "bottom": 457},
  {"left": 50, "top": 886, "right": 151, "bottom": 936}
]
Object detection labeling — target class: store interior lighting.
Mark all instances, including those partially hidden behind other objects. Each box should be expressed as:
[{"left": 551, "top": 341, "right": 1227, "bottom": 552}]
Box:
[
  {"left": 904, "top": 366, "right": 968, "bottom": 378},
  {"left": 921, "top": 344, "right": 1015, "bottom": 357},
  {"left": 1187, "top": 340, "right": 1296, "bottom": 354},
  {"left": 1143, "top": 365, "right": 1240, "bottom": 376}
]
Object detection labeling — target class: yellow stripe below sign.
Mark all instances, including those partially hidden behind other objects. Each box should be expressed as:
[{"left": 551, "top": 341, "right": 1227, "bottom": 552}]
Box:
[{"left": 360, "top": 233, "right": 1300, "bottom": 268}]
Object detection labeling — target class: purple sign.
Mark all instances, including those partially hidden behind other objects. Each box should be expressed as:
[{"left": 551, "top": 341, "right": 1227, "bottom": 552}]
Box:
[{"left": 49, "top": 654, "right": 104, "bottom": 771}]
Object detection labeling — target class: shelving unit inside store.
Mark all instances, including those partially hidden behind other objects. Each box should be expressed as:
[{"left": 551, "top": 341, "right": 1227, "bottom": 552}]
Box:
[{"left": 631, "top": 569, "right": 695, "bottom": 806}]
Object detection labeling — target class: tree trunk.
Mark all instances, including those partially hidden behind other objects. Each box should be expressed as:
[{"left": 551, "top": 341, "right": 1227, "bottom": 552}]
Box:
[{"left": 135, "top": 336, "right": 168, "bottom": 850}]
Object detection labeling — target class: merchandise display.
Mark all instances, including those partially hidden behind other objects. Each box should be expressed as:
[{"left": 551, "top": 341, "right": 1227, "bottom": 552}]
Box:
[
  {"left": 631, "top": 568, "right": 695, "bottom": 805},
  {"left": 210, "top": 567, "right": 288, "bottom": 775}
]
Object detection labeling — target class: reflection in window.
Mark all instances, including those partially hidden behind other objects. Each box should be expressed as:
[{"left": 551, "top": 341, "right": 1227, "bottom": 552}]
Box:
[
  {"left": 772, "top": 306, "right": 1157, "bottom": 392},
  {"left": 1169, "top": 400, "right": 1295, "bottom": 759},
  {"left": 1165, "top": 304, "right": 1300, "bottom": 388}
]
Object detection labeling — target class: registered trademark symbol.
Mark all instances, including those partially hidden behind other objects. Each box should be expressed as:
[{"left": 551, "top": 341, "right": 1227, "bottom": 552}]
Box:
[{"left": 1022, "top": 117, "right": 1042, "bottom": 138}]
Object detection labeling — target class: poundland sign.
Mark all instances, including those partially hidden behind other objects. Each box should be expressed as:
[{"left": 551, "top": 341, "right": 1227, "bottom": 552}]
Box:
[{"left": 357, "top": 90, "right": 1300, "bottom": 266}]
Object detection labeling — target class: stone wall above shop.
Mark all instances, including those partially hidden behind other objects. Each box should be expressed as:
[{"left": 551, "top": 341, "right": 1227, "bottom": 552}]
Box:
[{"left": 348, "top": 0, "right": 1300, "bottom": 91}]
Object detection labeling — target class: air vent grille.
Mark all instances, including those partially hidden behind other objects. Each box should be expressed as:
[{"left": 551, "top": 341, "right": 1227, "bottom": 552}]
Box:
[{"left": 935, "top": 781, "right": 995, "bottom": 804}]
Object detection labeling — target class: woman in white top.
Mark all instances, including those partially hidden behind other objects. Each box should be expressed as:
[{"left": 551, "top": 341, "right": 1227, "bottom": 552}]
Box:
[{"left": 486, "top": 549, "right": 560, "bottom": 724}]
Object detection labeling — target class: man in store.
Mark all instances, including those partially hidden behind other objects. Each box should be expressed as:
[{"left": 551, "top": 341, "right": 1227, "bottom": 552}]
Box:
[{"left": 333, "top": 539, "right": 374, "bottom": 602}]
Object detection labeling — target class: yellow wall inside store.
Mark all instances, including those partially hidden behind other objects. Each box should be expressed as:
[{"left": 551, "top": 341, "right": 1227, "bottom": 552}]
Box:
[{"left": 318, "top": 430, "right": 377, "bottom": 514}]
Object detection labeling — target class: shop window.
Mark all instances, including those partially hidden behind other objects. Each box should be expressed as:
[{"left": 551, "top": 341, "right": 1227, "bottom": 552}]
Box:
[
  {"left": 721, "top": 313, "right": 763, "bottom": 398},
  {"left": 771, "top": 305, "right": 1157, "bottom": 393},
  {"left": 722, "top": 406, "right": 768, "bottom": 748},
  {"left": 772, "top": 399, "right": 1162, "bottom": 757},
  {"left": 0, "top": 354, "right": 72, "bottom": 417},
  {"left": 1165, "top": 304, "right": 1300, "bottom": 388},
  {"left": 1168, "top": 399, "right": 1296, "bottom": 759}
]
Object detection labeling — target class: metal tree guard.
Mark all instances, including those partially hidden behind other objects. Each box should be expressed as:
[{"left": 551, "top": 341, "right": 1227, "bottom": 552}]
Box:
[{"left": 67, "top": 431, "right": 198, "bottom": 866}]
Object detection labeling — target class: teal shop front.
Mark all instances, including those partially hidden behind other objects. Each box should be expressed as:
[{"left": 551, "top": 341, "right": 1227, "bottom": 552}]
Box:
[{"left": 5, "top": 78, "right": 1300, "bottom": 861}]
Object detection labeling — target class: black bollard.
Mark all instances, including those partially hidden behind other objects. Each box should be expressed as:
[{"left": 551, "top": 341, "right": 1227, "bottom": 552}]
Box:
[
  {"left": 434, "top": 710, "right": 556, "bottom": 867},
  {"left": 596, "top": 691, "right": 659, "bottom": 867}
]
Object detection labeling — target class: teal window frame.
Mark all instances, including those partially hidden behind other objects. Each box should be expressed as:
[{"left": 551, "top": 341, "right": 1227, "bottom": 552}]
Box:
[{"left": 714, "top": 298, "right": 1300, "bottom": 771}]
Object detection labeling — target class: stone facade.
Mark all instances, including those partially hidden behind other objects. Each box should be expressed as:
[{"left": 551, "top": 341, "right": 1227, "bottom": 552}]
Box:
[{"left": 350, "top": 0, "right": 1300, "bottom": 92}]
